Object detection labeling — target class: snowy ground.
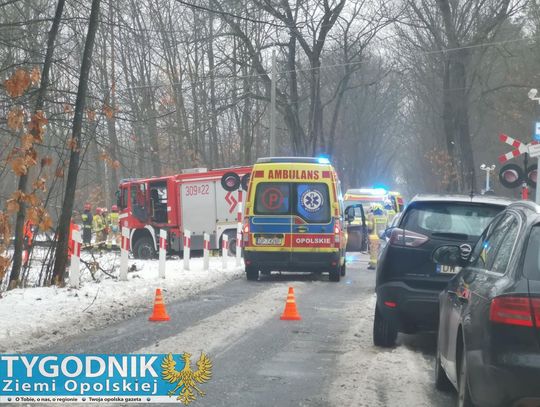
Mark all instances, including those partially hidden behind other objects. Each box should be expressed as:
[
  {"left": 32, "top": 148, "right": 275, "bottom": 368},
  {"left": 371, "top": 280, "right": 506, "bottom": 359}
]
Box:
[
  {"left": 0, "top": 249, "right": 244, "bottom": 353},
  {"left": 328, "top": 294, "right": 454, "bottom": 406}
]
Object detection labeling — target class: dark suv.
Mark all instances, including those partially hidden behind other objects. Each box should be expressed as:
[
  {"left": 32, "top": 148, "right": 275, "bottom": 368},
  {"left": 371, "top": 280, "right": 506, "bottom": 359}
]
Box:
[{"left": 373, "top": 194, "right": 511, "bottom": 347}]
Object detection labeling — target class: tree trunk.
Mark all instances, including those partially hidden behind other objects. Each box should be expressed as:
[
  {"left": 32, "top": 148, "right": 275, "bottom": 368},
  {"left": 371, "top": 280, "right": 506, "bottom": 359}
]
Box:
[
  {"left": 51, "top": 0, "right": 101, "bottom": 286},
  {"left": 8, "top": 0, "right": 65, "bottom": 290}
]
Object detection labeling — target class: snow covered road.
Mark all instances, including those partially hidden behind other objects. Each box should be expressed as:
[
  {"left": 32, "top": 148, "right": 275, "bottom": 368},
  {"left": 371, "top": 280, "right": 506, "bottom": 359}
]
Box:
[{"left": 11, "top": 253, "right": 456, "bottom": 406}]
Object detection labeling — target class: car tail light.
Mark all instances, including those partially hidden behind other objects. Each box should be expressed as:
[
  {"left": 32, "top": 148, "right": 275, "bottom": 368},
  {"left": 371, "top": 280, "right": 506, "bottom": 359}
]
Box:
[
  {"left": 490, "top": 296, "right": 540, "bottom": 327},
  {"left": 334, "top": 223, "right": 341, "bottom": 244},
  {"left": 389, "top": 228, "right": 428, "bottom": 247},
  {"left": 243, "top": 219, "right": 250, "bottom": 243}
]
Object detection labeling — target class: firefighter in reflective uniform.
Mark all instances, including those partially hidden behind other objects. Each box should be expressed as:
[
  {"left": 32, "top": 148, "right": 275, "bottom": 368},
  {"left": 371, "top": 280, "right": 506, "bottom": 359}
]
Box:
[
  {"left": 384, "top": 199, "right": 397, "bottom": 226},
  {"left": 107, "top": 205, "right": 120, "bottom": 247},
  {"left": 367, "top": 204, "right": 387, "bottom": 270},
  {"left": 93, "top": 207, "right": 106, "bottom": 245},
  {"left": 81, "top": 203, "right": 93, "bottom": 245}
]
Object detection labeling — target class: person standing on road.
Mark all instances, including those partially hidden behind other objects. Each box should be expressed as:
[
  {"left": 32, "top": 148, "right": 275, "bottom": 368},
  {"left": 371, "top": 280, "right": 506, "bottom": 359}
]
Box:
[
  {"left": 384, "top": 199, "right": 396, "bottom": 226},
  {"left": 93, "top": 207, "right": 106, "bottom": 245},
  {"left": 81, "top": 203, "right": 93, "bottom": 245},
  {"left": 108, "top": 205, "right": 120, "bottom": 247},
  {"left": 367, "top": 204, "right": 387, "bottom": 270}
]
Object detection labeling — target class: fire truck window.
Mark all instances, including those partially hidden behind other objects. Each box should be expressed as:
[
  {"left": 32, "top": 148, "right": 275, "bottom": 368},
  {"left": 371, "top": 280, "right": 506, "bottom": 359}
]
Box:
[
  {"left": 150, "top": 182, "right": 168, "bottom": 223},
  {"left": 131, "top": 184, "right": 147, "bottom": 222},
  {"left": 121, "top": 187, "right": 128, "bottom": 209}
]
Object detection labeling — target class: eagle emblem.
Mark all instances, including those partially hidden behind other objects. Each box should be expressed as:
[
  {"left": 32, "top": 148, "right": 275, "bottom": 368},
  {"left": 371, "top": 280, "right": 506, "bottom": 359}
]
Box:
[{"left": 161, "top": 352, "right": 212, "bottom": 405}]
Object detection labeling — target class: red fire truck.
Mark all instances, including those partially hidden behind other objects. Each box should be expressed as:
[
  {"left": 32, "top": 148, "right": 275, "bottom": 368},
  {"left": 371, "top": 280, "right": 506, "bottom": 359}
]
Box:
[{"left": 117, "top": 166, "right": 251, "bottom": 258}]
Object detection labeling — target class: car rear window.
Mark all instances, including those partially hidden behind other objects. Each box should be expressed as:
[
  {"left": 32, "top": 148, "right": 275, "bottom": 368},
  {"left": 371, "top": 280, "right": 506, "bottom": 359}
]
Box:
[
  {"left": 255, "top": 182, "right": 331, "bottom": 223},
  {"left": 296, "top": 183, "right": 330, "bottom": 223},
  {"left": 523, "top": 226, "right": 540, "bottom": 280},
  {"left": 400, "top": 202, "right": 503, "bottom": 238},
  {"left": 254, "top": 182, "right": 290, "bottom": 215}
]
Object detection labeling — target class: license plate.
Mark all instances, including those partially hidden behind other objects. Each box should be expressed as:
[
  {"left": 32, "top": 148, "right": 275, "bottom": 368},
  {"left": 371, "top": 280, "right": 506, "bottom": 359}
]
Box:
[
  {"left": 255, "top": 234, "right": 284, "bottom": 246},
  {"left": 436, "top": 264, "right": 461, "bottom": 275}
]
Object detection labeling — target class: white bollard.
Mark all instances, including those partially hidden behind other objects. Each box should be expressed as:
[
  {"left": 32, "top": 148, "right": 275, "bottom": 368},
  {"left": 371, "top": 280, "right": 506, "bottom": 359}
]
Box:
[
  {"left": 236, "top": 202, "right": 243, "bottom": 267},
  {"left": 119, "top": 226, "right": 130, "bottom": 281},
  {"left": 69, "top": 229, "right": 82, "bottom": 288},
  {"left": 222, "top": 234, "right": 228, "bottom": 270},
  {"left": 183, "top": 229, "right": 191, "bottom": 271},
  {"left": 159, "top": 229, "right": 167, "bottom": 279},
  {"left": 203, "top": 233, "right": 210, "bottom": 271}
]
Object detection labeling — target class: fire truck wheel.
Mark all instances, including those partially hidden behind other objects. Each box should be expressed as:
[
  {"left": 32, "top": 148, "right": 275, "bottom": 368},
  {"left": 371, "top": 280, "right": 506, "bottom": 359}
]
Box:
[
  {"left": 246, "top": 265, "right": 259, "bottom": 281},
  {"left": 133, "top": 236, "right": 156, "bottom": 259},
  {"left": 221, "top": 172, "right": 241, "bottom": 191}
]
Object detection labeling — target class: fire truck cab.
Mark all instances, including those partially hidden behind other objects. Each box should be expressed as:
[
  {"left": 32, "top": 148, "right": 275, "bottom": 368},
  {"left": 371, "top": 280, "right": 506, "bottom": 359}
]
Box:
[{"left": 117, "top": 167, "right": 251, "bottom": 259}]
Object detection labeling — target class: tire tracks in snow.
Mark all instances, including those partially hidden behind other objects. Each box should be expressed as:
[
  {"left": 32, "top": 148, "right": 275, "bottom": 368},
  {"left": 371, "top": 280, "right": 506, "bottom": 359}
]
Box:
[
  {"left": 134, "top": 283, "right": 311, "bottom": 357},
  {"left": 327, "top": 293, "right": 454, "bottom": 407}
]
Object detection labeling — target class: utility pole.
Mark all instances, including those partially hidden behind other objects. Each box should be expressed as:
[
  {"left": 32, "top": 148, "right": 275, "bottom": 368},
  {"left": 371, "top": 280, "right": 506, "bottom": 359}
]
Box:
[{"left": 269, "top": 50, "right": 276, "bottom": 156}]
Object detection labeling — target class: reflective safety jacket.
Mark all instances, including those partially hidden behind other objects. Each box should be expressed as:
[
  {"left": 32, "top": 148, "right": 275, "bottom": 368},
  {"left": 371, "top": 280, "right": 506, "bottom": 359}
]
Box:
[
  {"left": 92, "top": 214, "right": 105, "bottom": 232},
  {"left": 386, "top": 209, "right": 396, "bottom": 225},
  {"left": 108, "top": 212, "right": 119, "bottom": 227},
  {"left": 82, "top": 211, "right": 93, "bottom": 229}
]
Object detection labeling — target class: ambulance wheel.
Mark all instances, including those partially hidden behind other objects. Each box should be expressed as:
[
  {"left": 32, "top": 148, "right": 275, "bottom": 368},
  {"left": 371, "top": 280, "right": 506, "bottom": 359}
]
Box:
[
  {"left": 329, "top": 265, "right": 341, "bottom": 282},
  {"left": 340, "top": 261, "right": 346, "bottom": 277},
  {"left": 133, "top": 236, "right": 156, "bottom": 259},
  {"left": 246, "top": 266, "right": 259, "bottom": 281}
]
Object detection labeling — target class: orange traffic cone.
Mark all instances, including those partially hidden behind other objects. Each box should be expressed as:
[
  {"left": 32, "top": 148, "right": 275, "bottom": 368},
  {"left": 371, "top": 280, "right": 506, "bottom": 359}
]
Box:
[
  {"left": 280, "top": 287, "right": 301, "bottom": 320},
  {"left": 149, "top": 288, "right": 170, "bottom": 322}
]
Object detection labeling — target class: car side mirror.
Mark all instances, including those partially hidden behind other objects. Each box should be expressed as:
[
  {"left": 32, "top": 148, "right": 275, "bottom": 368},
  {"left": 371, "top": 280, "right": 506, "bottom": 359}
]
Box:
[
  {"left": 432, "top": 245, "right": 468, "bottom": 267},
  {"left": 380, "top": 227, "right": 394, "bottom": 240}
]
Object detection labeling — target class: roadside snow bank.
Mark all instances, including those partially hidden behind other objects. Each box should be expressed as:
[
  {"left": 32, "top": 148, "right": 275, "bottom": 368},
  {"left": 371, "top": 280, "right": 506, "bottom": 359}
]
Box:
[{"left": 0, "top": 254, "right": 243, "bottom": 353}]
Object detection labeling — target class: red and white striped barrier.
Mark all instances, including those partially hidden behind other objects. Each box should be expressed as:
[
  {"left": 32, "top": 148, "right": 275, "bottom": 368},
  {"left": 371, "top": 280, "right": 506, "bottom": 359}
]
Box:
[
  {"left": 159, "top": 229, "right": 167, "bottom": 279},
  {"left": 203, "top": 233, "right": 210, "bottom": 271},
  {"left": 119, "top": 226, "right": 130, "bottom": 281},
  {"left": 498, "top": 133, "right": 539, "bottom": 163},
  {"left": 222, "top": 234, "right": 228, "bottom": 270},
  {"left": 69, "top": 229, "right": 82, "bottom": 288},
  {"left": 183, "top": 229, "right": 191, "bottom": 271},
  {"left": 236, "top": 202, "right": 243, "bottom": 267}
]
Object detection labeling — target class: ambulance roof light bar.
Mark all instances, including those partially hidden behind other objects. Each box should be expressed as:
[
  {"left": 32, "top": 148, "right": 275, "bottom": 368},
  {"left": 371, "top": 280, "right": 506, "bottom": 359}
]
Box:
[{"left": 257, "top": 157, "right": 332, "bottom": 164}]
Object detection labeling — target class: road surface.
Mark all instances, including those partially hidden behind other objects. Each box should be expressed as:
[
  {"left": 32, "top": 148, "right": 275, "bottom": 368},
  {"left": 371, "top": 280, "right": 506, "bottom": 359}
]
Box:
[{"left": 32, "top": 253, "right": 456, "bottom": 406}]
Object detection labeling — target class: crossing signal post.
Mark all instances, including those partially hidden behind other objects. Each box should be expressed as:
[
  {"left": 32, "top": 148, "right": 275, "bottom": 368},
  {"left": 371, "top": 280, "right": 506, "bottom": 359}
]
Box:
[{"left": 498, "top": 134, "right": 537, "bottom": 199}]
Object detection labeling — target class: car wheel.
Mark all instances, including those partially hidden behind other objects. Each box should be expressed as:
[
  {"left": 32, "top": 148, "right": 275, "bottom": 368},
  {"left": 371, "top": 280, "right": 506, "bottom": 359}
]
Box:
[
  {"left": 246, "top": 266, "right": 259, "bottom": 281},
  {"left": 329, "top": 265, "right": 341, "bottom": 282},
  {"left": 133, "top": 236, "right": 156, "bottom": 259},
  {"left": 435, "top": 345, "right": 452, "bottom": 391},
  {"left": 458, "top": 347, "right": 475, "bottom": 407},
  {"left": 373, "top": 306, "right": 397, "bottom": 347},
  {"left": 340, "top": 261, "right": 346, "bottom": 277}
]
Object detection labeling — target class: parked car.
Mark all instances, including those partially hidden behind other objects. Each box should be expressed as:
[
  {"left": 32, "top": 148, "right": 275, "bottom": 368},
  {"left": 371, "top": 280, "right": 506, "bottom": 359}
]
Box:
[
  {"left": 373, "top": 194, "right": 512, "bottom": 347},
  {"left": 433, "top": 201, "right": 540, "bottom": 407}
]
